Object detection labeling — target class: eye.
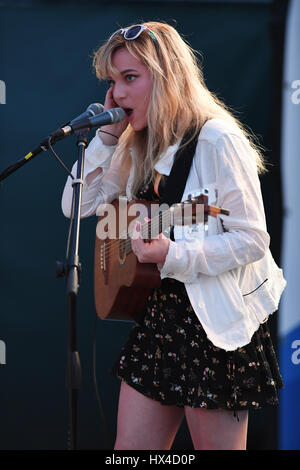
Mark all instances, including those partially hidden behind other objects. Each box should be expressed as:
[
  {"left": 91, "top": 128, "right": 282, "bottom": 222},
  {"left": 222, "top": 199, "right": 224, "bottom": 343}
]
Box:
[
  {"left": 125, "top": 74, "right": 137, "bottom": 82},
  {"left": 106, "top": 79, "right": 114, "bottom": 87}
]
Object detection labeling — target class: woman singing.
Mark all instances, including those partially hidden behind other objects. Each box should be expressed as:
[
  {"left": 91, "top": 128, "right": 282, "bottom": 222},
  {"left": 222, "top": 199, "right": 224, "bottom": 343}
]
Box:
[{"left": 61, "top": 21, "right": 286, "bottom": 450}]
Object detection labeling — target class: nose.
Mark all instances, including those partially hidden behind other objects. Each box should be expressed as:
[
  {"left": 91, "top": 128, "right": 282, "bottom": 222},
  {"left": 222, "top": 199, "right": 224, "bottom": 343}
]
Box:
[{"left": 112, "top": 80, "right": 127, "bottom": 103}]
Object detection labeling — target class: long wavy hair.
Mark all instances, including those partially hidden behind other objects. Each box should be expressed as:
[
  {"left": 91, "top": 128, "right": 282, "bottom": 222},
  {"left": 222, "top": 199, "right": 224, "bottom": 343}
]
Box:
[{"left": 93, "top": 21, "right": 267, "bottom": 198}]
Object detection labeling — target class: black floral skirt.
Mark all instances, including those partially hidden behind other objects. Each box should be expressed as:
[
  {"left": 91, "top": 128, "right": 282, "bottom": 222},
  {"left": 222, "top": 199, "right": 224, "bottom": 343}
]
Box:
[{"left": 111, "top": 277, "right": 284, "bottom": 413}]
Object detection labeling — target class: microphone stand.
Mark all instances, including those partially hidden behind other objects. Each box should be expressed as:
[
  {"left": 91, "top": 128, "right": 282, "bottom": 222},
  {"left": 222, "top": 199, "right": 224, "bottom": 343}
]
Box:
[
  {"left": 0, "top": 108, "right": 125, "bottom": 450},
  {"left": 55, "top": 128, "right": 89, "bottom": 450},
  {"left": 0, "top": 127, "right": 89, "bottom": 449}
]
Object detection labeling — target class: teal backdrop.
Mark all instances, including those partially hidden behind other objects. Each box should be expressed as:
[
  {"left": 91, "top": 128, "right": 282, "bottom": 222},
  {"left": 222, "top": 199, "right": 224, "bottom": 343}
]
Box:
[{"left": 0, "top": 0, "right": 285, "bottom": 450}]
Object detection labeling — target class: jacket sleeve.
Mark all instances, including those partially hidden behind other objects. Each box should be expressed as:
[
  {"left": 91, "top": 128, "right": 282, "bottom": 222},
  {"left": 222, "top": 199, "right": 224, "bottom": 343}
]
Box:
[
  {"left": 158, "top": 132, "right": 270, "bottom": 283},
  {"left": 61, "top": 130, "right": 128, "bottom": 218}
]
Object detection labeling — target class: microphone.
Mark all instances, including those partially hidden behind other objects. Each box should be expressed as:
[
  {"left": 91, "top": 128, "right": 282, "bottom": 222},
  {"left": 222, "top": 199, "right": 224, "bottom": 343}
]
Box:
[
  {"left": 74, "top": 106, "right": 125, "bottom": 129},
  {"left": 69, "top": 103, "right": 104, "bottom": 125},
  {"left": 48, "top": 103, "right": 104, "bottom": 142},
  {"left": 51, "top": 107, "right": 126, "bottom": 140}
]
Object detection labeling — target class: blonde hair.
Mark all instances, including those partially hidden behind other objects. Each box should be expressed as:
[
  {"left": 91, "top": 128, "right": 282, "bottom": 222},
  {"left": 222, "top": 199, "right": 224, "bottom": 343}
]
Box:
[{"left": 93, "top": 21, "right": 267, "bottom": 197}]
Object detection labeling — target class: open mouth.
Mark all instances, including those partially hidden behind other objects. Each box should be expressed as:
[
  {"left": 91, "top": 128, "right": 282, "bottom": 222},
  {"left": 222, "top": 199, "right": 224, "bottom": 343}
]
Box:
[{"left": 124, "top": 108, "right": 133, "bottom": 117}]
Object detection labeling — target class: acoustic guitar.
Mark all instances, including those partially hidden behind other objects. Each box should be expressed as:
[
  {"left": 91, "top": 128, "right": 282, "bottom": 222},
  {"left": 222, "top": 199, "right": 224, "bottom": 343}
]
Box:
[{"left": 94, "top": 193, "right": 229, "bottom": 322}]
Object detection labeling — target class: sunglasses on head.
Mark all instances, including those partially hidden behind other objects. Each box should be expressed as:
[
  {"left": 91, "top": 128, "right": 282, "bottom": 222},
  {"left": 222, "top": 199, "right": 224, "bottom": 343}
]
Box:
[{"left": 108, "top": 24, "right": 157, "bottom": 43}]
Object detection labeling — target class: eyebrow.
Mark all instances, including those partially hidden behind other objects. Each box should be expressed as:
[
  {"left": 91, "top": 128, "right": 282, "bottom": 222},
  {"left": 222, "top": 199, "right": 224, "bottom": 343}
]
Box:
[
  {"left": 120, "top": 69, "right": 138, "bottom": 75},
  {"left": 106, "top": 69, "right": 138, "bottom": 80}
]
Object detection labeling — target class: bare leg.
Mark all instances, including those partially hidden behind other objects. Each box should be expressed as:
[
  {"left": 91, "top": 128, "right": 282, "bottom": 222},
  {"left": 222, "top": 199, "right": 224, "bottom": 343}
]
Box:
[
  {"left": 114, "top": 381, "right": 184, "bottom": 450},
  {"left": 185, "top": 406, "right": 248, "bottom": 450}
]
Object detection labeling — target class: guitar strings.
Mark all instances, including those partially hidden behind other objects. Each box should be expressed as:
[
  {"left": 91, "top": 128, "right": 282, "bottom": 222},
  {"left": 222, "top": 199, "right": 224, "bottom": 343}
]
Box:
[
  {"left": 98, "top": 210, "right": 172, "bottom": 258},
  {"left": 98, "top": 203, "right": 210, "bottom": 258},
  {"left": 96, "top": 200, "right": 210, "bottom": 259},
  {"left": 99, "top": 211, "right": 171, "bottom": 257}
]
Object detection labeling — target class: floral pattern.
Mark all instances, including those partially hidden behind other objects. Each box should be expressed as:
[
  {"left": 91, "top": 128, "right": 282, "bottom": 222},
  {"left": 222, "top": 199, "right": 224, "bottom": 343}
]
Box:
[{"left": 111, "top": 178, "right": 284, "bottom": 412}]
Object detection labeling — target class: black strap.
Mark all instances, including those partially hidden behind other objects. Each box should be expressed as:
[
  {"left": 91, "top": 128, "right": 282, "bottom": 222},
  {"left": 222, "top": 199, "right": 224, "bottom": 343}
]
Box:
[
  {"left": 159, "top": 127, "right": 200, "bottom": 206},
  {"left": 159, "top": 128, "right": 200, "bottom": 241}
]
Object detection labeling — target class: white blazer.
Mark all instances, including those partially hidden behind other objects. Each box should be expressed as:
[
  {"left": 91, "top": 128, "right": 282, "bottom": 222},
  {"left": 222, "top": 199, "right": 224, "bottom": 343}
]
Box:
[{"left": 61, "top": 118, "right": 286, "bottom": 351}]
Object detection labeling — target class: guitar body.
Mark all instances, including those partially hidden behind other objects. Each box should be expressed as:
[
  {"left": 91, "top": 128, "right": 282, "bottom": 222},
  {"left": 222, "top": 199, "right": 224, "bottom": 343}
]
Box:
[
  {"left": 94, "top": 199, "right": 162, "bottom": 322},
  {"left": 94, "top": 193, "right": 228, "bottom": 322}
]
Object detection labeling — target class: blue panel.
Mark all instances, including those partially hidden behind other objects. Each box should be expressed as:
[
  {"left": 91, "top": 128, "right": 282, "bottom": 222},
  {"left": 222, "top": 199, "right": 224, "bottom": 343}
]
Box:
[{"left": 279, "top": 324, "right": 300, "bottom": 450}]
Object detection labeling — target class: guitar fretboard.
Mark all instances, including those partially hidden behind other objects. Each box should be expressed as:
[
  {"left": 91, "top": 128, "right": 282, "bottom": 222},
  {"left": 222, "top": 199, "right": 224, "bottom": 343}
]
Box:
[{"left": 125, "top": 207, "right": 172, "bottom": 255}]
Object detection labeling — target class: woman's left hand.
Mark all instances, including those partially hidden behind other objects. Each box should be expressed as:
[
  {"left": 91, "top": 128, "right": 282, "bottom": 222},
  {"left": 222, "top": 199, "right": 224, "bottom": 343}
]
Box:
[{"left": 131, "top": 220, "right": 170, "bottom": 265}]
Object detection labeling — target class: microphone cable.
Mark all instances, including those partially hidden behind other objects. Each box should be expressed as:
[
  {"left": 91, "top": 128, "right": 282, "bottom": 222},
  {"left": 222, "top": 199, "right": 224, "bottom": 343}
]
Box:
[{"left": 48, "top": 135, "right": 74, "bottom": 179}]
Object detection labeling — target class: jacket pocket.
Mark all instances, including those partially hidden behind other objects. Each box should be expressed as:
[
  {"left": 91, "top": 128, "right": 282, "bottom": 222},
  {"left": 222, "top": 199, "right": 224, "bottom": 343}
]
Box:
[
  {"left": 239, "top": 250, "right": 287, "bottom": 324},
  {"left": 242, "top": 278, "right": 270, "bottom": 323}
]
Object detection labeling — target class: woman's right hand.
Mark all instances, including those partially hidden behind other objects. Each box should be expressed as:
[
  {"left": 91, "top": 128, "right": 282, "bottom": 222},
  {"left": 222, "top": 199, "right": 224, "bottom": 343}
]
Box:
[{"left": 99, "top": 87, "right": 129, "bottom": 145}]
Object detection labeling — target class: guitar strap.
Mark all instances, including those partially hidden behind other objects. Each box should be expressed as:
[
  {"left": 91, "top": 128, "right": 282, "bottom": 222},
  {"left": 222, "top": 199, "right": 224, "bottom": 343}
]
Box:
[
  {"left": 159, "top": 127, "right": 200, "bottom": 206},
  {"left": 158, "top": 127, "right": 201, "bottom": 240}
]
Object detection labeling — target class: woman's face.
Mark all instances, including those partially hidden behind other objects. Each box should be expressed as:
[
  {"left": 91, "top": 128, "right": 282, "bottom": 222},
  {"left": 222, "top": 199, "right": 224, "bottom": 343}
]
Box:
[{"left": 107, "top": 47, "right": 152, "bottom": 131}]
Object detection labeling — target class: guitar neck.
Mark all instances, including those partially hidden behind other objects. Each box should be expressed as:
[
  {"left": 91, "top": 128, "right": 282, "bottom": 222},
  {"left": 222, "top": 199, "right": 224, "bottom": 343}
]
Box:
[
  {"left": 122, "top": 193, "right": 223, "bottom": 256},
  {"left": 126, "top": 207, "right": 172, "bottom": 255}
]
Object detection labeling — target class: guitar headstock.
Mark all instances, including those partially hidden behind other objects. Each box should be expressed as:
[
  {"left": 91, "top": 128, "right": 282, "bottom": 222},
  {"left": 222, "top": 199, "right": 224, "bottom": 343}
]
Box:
[{"left": 171, "top": 192, "right": 209, "bottom": 226}]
